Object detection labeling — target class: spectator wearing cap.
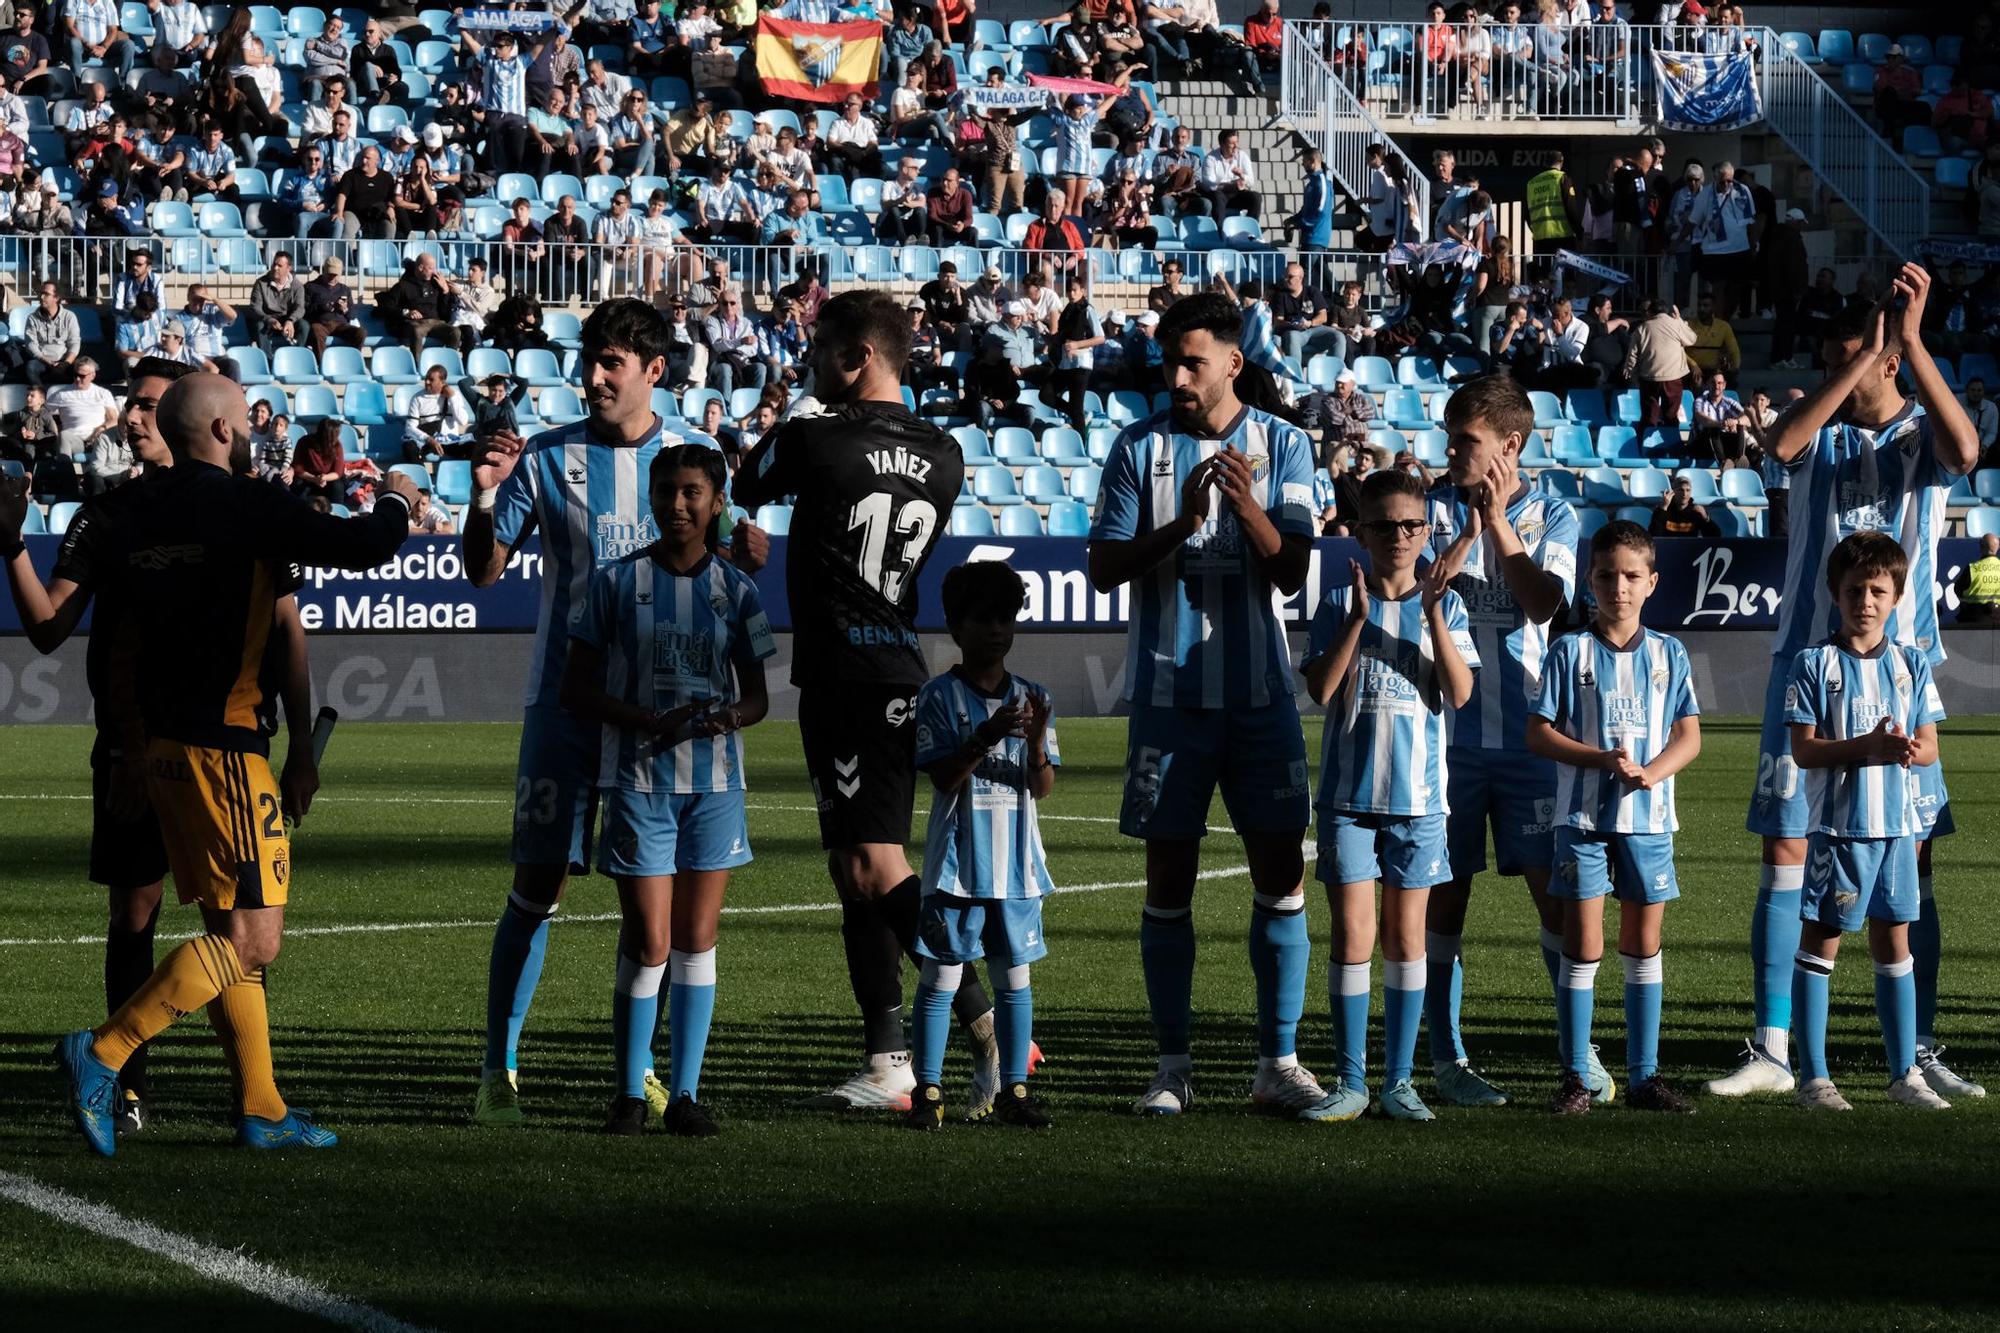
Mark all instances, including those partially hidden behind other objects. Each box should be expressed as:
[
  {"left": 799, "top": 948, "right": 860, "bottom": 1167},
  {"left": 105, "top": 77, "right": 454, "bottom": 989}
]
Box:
[
  {"left": 664, "top": 90, "right": 724, "bottom": 176},
  {"left": 966, "top": 265, "right": 1016, "bottom": 335},
  {"left": 1091, "top": 307, "right": 1131, "bottom": 391},
  {"left": 352, "top": 18, "right": 405, "bottom": 107},
  {"left": 381, "top": 123, "right": 420, "bottom": 179},
  {"left": 1873, "top": 44, "right": 1928, "bottom": 139},
  {"left": 404, "top": 364, "right": 475, "bottom": 464},
  {"left": 1310, "top": 367, "right": 1376, "bottom": 458},
  {"left": 823, "top": 94, "right": 884, "bottom": 183},
  {"left": 143, "top": 319, "right": 203, "bottom": 369},
  {"left": 1124, "top": 308, "right": 1163, "bottom": 389},
  {"left": 905, "top": 299, "right": 946, "bottom": 396},
  {"left": 971, "top": 300, "right": 1040, "bottom": 429},
  {"left": 304, "top": 256, "right": 365, "bottom": 360},
  {"left": 423, "top": 124, "right": 472, "bottom": 208},
  {"left": 302, "top": 14, "right": 350, "bottom": 97}
]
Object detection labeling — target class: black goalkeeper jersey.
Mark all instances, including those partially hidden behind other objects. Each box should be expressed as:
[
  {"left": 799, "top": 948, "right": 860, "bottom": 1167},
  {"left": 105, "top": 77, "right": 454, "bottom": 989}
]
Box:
[{"left": 733, "top": 400, "right": 964, "bottom": 687}]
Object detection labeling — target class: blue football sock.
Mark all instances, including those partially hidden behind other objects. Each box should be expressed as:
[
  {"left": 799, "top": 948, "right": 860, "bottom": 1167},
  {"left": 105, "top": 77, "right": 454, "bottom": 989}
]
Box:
[
  {"left": 612, "top": 953, "right": 665, "bottom": 1100},
  {"left": 1331, "top": 961, "right": 1369, "bottom": 1092},
  {"left": 1423, "top": 930, "right": 1465, "bottom": 1065},
  {"left": 1792, "top": 951, "right": 1833, "bottom": 1083},
  {"left": 1248, "top": 893, "right": 1308, "bottom": 1060},
  {"left": 1383, "top": 956, "right": 1427, "bottom": 1087},
  {"left": 1753, "top": 863, "right": 1804, "bottom": 1047},
  {"left": 1140, "top": 906, "right": 1196, "bottom": 1059},
  {"left": 1558, "top": 954, "right": 1599, "bottom": 1076},
  {"left": 912, "top": 960, "right": 960, "bottom": 1087},
  {"left": 1622, "top": 950, "right": 1663, "bottom": 1082},
  {"left": 1874, "top": 956, "right": 1917, "bottom": 1079},
  {"left": 1911, "top": 884, "right": 1940, "bottom": 1046},
  {"left": 991, "top": 963, "right": 1033, "bottom": 1085},
  {"left": 1539, "top": 927, "right": 1564, "bottom": 995},
  {"left": 667, "top": 947, "right": 716, "bottom": 1100},
  {"left": 484, "top": 895, "right": 555, "bottom": 1074}
]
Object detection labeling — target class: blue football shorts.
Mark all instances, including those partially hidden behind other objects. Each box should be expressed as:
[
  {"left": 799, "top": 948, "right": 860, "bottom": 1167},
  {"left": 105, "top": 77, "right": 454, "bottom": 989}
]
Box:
[
  {"left": 915, "top": 894, "right": 1049, "bottom": 967},
  {"left": 1550, "top": 827, "right": 1680, "bottom": 904},
  {"left": 1746, "top": 658, "right": 1809, "bottom": 840},
  {"left": 1910, "top": 760, "right": 1954, "bottom": 840},
  {"left": 596, "top": 787, "right": 752, "bottom": 878},
  {"left": 1119, "top": 696, "right": 1310, "bottom": 841},
  {"left": 1801, "top": 833, "right": 1919, "bottom": 931},
  {"left": 1316, "top": 810, "right": 1451, "bottom": 889},
  {"left": 1445, "top": 746, "right": 1556, "bottom": 878},
  {"left": 513, "top": 704, "right": 600, "bottom": 873}
]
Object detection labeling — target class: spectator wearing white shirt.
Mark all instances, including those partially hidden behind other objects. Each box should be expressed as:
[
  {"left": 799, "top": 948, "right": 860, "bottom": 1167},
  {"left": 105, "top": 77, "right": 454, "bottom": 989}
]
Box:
[
  {"left": 579, "top": 59, "right": 631, "bottom": 120},
  {"left": 1689, "top": 160, "right": 1757, "bottom": 320},
  {"left": 609, "top": 88, "right": 658, "bottom": 177},
  {"left": 1689, "top": 367, "right": 1750, "bottom": 465},
  {"left": 1197, "top": 129, "right": 1259, "bottom": 219},
  {"left": 692, "top": 164, "right": 756, "bottom": 243},
  {"left": 46, "top": 358, "right": 118, "bottom": 456},
  {"left": 65, "top": 0, "right": 136, "bottom": 85},
  {"left": 593, "top": 189, "right": 645, "bottom": 297},
  {"left": 303, "top": 76, "right": 354, "bottom": 144},
  {"left": 403, "top": 365, "right": 475, "bottom": 463},
  {"left": 150, "top": 0, "right": 211, "bottom": 65},
  {"left": 461, "top": 25, "right": 534, "bottom": 172},
  {"left": 703, "top": 288, "right": 766, "bottom": 398},
  {"left": 177, "top": 283, "right": 240, "bottom": 382},
  {"left": 0, "top": 77, "right": 27, "bottom": 141},
  {"left": 1963, "top": 377, "right": 1999, "bottom": 463},
  {"left": 823, "top": 95, "right": 884, "bottom": 182},
  {"left": 1534, "top": 298, "right": 1593, "bottom": 390}
]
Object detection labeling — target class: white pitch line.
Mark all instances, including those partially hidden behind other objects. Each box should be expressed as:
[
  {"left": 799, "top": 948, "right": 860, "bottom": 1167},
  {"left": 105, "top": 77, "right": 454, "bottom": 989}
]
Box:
[
  {"left": 0, "top": 1168, "right": 430, "bottom": 1333},
  {"left": 0, "top": 863, "right": 1252, "bottom": 949},
  {"left": 0, "top": 794, "right": 1123, "bottom": 825}
]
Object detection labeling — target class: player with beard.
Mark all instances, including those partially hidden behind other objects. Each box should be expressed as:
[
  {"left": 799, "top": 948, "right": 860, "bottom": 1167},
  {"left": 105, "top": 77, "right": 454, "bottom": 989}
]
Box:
[
  {"left": 46, "top": 373, "right": 417, "bottom": 1156},
  {"left": 733, "top": 290, "right": 1013, "bottom": 1117},
  {"left": 462, "top": 298, "right": 767, "bottom": 1127},
  {"left": 0, "top": 358, "right": 319, "bottom": 1137},
  {"left": 1086, "top": 292, "right": 1327, "bottom": 1118}
]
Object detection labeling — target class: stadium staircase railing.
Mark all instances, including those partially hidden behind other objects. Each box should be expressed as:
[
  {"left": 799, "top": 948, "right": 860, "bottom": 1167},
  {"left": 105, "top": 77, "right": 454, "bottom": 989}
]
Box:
[{"left": 1280, "top": 22, "right": 1432, "bottom": 246}]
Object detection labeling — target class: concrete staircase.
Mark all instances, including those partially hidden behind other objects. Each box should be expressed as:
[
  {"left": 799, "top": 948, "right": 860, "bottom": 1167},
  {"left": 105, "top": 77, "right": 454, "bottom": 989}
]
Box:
[{"left": 1151, "top": 77, "right": 1316, "bottom": 244}]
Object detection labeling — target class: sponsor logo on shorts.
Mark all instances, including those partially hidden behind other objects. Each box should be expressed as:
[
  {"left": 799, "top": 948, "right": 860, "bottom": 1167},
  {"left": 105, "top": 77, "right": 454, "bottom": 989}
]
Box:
[
  {"left": 834, "top": 755, "right": 861, "bottom": 799},
  {"left": 1523, "top": 798, "right": 1554, "bottom": 838},
  {"left": 1654, "top": 872, "right": 1669, "bottom": 891},
  {"left": 615, "top": 827, "right": 639, "bottom": 863},
  {"left": 730, "top": 837, "right": 745, "bottom": 855},
  {"left": 1559, "top": 858, "right": 1578, "bottom": 885},
  {"left": 1024, "top": 929, "right": 1039, "bottom": 947},
  {"left": 1808, "top": 845, "right": 1834, "bottom": 887}
]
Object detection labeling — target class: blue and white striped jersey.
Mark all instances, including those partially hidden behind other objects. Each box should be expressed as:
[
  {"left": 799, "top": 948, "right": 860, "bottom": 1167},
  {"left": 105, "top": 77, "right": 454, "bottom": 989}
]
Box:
[
  {"left": 915, "top": 671, "right": 1062, "bottom": 900},
  {"left": 570, "top": 551, "right": 776, "bottom": 794},
  {"left": 1773, "top": 404, "right": 1957, "bottom": 667},
  {"left": 1534, "top": 628, "right": 1699, "bottom": 834},
  {"left": 492, "top": 416, "right": 687, "bottom": 709},
  {"left": 1051, "top": 109, "right": 1097, "bottom": 176},
  {"left": 1786, "top": 640, "right": 1943, "bottom": 838},
  {"left": 1308, "top": 585, "right": 1479, "bottom": 817},
  {"left": 1090, "top": 407, "right": 1318, "bottom": 710},
  {"left": 1426, "top": 483, "right": 1579, "bottom": 751},
  {"left": 481, "top": 51, "right": 531, "bottom": 116},
  {"left": 1239, "top": 299, "right": 1292, "bottom": 383}
]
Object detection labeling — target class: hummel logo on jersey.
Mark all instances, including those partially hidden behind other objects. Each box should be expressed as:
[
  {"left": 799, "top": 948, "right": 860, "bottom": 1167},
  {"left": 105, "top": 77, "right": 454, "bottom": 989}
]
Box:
[
  {"left": 834, "top": 755, "right": 861, "bottom": 799},
  {"left": 1154, "top": 455, "right": 1174, "bottom": 476},
  {"left": 636, "top": 592, "right": 652, "bottom": 604},
  {"left": 568, "top": 467, "right": 587, "bottom": 483}
]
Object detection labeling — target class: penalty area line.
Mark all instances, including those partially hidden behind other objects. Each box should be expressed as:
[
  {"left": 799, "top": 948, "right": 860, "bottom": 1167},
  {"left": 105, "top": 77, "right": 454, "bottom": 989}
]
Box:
[
  {"left": 0, "top": 1167, "right": 431, "bottom": 1333},
  {"left": 0, "top": 864, "right": 1252, "bottom": 949}
]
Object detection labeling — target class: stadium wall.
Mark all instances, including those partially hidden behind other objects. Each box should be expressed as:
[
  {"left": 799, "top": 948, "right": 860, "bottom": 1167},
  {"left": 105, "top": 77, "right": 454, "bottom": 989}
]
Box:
[{"left": 5, "top": 631, "right": 1997, "bottom": 727}]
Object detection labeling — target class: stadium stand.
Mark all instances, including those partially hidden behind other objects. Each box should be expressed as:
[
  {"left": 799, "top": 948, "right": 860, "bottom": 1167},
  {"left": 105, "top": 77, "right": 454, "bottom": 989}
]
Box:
[{"left": 0, "top": 2, "right": 1992, "bottom": 540}]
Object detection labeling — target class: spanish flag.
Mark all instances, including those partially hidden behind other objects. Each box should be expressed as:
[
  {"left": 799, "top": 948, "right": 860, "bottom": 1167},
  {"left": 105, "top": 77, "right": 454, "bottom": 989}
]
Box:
[{"left": 755, "top": 17, "right": 883, "bottom": 104}]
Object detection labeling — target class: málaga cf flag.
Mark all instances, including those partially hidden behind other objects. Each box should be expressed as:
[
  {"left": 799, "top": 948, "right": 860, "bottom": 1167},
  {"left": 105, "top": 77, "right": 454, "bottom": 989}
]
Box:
[
  {"left": 1652, "top": 49, "right": 1763, "bottom": 131},
  {"left": 756, "top": 17, "right": 882, "bottom": 104}
]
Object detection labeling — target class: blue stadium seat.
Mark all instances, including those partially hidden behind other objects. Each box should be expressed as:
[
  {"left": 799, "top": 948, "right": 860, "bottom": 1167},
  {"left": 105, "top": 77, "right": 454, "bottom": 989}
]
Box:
[
  {"left": 48, "top": 501, "right": 81, "bottom": 534},
  {"left": 538, "top": 385, "right": 585, "bottom": 424},
  {"left": 1222, "top": 216, "right": 1265, "bottom": 249},
  {"left": 415, "top": 39, "right": 454, "bottom": 74},
  {"left": 1614, "top": 389, "right": 1641, "bottom": 425},
  {"left": 1969, "top": 507, "right": 2000, "bottom": 540},
  {"left": 1596, "top": 425, "right": 1636, "bottom": 459},
  {"left": 986, "top": 428, "right": 1032, "bottom": 465},
  {"left": 1519, "top": 431, "right": 1556, "bottom": 469},
  {"left": 1528, "top": 390, "right": 1565, "bottom": 430},
  {"left": 366, "top": 105, "right": 410, "bottom": 137},
  {"left": 496, "top": 172, "right": 539, "bottom": 205},
  {"left": 1614, "top": 504, "right": 1655, "bottom": 527},
  {"left": 584, "top": 174, "right": 624, "bottom": 210},
  {"left": 681, "top": 387, "right": 721, "bottom": 422},
  {"left": 151, "top": 200, "right": 198, "bottom": 237},
  {"left": 753, "top": 503, "right": 792, "bottom": 535},
  {"left": 1938, "top": 35, "right": 1965, "bottom": 65},
  {"left": 435, "top": 460, "right": 473, "bottom": 505},
  {"left": 120, "top": 3, "right": 153, "bottom": 36},
  {"left": 1564, "top": 388, "right": 1609, "bottom": 428},
  {"left": 1306, "top": 354, "right": 1345, "bottom": 389},
  {"left": 466, "top": 347, "right": 511, "bottom": 382},
  {"left": 1777, "top": 32, "right": 1818, "bottom": 63},
  {"left": 344, "top": 380, "right": 389, "bottom": 425},
  {"left": 1383, "top": 388, "right": 1427, "bottom": 430},
  {"left": 1816, "top": 29, "right": 1855, "bottom": 65},
  {"left": 1583, "top": 466, "right": 1628, "bottom": 507},
  {"left": 231, "top": 346, "right": 272, "bottom": 386},
  {"left": 1840, "top": 62, "right": 1873, "bottom": 96},
  {"left": 540, "top": 173, "right": 586, "bottom": 207},
  {"left": 1040, "top": 427, "right": 1089, "bottom": 467},
  {"left": 247, "top": 384, "right": 289, "bottom": 416},
  {"left": 1857, "top": 33, "right": 1892, "bottom": 64},
  {"left": 951, "top": 425, "right": 994, "bottom": 463},
  {"left": 999, "top": 506, "right": 1045, "bottom": 536},
  {"left": 1896, "top": 35, "right": 1934, "bottom": 64},
  {"left": 1351, "top": 355, "right": 1395, "bottom": 390},
  {"left": 1539, "top": 468, "right": 1583, "bottom": 500},
  {"left": 1682, "top": 470, "right": 1721, "bottom": 505},
  {"left": 1022, "top": 464, "right": 1065, "bottom": 504},
  {"left": 728, "top": 387, "right": 762, "bottom": 418},
  {"left": 1047, "top": 499, "right": 1090, "bottom": 537},
  {"left": 1067, "top": 465, "right": 1101, "bottom": 505},
  {"left": 1722, "top": 468, "right": 1766, "bottom": 507},
  {"left": 510, "top": 348, "right": 560, "bottom": 386},
  {"left": 363, "top": 345, "right": 417, "bottom": 386},
  {"left": 418, "top": 347, "right": 465, "bottom": 379},
  {"left": 198, "top": 201, "right": 247, "bottom": 236},
  {"left": 319, "top": 345, "right": 367, "bottom": 383},
  {"left": 950, "top": 505, "right": 997, "bottom": 535},
  {"left": 1937, "top": 158, "right": 1973, "bottom": 192},
  {"left": 1552, "top": 424, "right": 1595, "bottom": 465},
  {"left": 1713, "top": 508, "right": 1758, "bottom": 537},
  {"left": 1961, "top": 353, "right": 2000, "bottom": 384},
  {"left": 1902, "top": 126, "right": 1943, "bottom": 159},
  {"left": 272, "top": 346, "right": 320, "bottom": 384},
  {"left": 975, "top": 465, "right": 1025, "bottom": 506},
  {"left": 544, "top": 311, "right": 583, "bottom": 348},
  {"left": 295, "top": 385, "right": 339, "bottom": 421},
  {"left": 1627, "top": 467, "right": 1671, "bottom": 501},
  {"left": 1577, "top": 507, "right": 1609, "bottom": 541},
  {"left": 1922, "top": 64, "right": 1954, "bottom": 96},
  {"left": 1976, "top": 470, "right": 2000, "bottom": 503},
  {"left": 1412, "top": 429, "right": 1449, "bottom": 468}
]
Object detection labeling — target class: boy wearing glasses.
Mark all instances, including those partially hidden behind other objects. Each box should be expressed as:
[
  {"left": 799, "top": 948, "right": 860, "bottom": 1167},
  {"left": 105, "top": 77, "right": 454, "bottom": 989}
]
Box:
[{"left": 1299, "top": 469, "right": 1477, "bottom": 1123}]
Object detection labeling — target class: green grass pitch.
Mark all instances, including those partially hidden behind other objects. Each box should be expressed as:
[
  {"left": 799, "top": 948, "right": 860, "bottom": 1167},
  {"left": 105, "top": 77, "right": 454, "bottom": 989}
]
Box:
[{"left": 1, "top": 717, "right": 1997, "bottom": 1329}]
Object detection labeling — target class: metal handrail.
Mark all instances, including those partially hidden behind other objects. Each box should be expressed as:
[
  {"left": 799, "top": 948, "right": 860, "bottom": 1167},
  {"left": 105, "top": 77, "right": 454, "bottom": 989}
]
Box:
[{"left": 1281, "top": 23, "right": 1431, "bottom": 242}]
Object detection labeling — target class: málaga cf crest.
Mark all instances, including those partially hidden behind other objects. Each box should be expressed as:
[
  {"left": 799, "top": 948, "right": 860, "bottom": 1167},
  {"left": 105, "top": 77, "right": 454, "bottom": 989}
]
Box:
[{"left": 792, "top": 34, "right": 843, "bottom": 87}]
